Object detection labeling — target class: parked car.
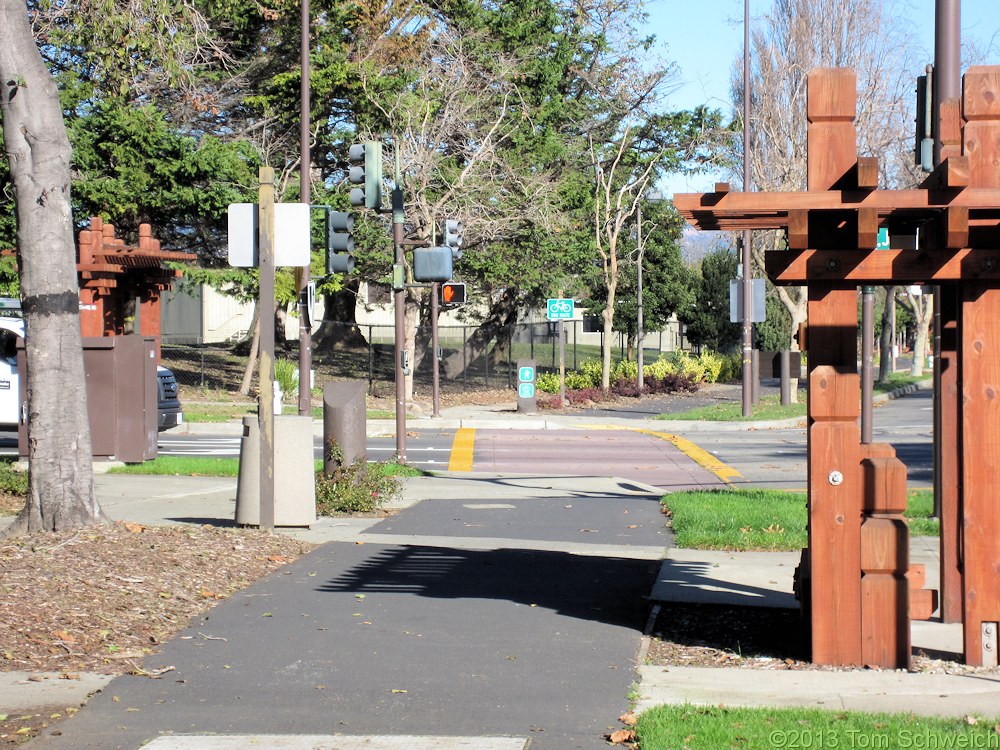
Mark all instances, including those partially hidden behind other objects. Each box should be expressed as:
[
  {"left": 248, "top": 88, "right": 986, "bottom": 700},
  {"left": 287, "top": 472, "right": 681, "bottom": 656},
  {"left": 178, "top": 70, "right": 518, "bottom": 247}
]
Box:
[
  {"left": 0, "top": 299, "right": 183, "bottom": 431},
  {"left": 156, "top": 366, "right": 183, "bottom": 431}
]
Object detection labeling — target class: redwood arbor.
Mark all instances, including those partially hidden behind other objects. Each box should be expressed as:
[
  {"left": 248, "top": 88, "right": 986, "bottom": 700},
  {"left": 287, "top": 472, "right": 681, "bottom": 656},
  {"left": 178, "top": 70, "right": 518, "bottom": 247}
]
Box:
[
  {"left": 76, "top": 217, "right": 192, "bottom": 355},
  {"left": 675, "top": 66, "right": 1000, "bottom": 668}
]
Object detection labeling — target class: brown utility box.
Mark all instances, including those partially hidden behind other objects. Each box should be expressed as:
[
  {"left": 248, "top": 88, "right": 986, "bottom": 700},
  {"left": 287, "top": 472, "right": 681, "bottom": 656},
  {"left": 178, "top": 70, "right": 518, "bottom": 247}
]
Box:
[{"left": 18, "top": 336, "right": 158, "bottom": 462}]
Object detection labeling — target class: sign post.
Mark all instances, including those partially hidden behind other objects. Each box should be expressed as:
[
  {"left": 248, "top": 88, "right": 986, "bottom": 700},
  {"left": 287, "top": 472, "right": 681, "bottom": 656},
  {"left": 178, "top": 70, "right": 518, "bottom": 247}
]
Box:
[
  {"left": 546, "top": 299, "right": 573, "bottom": 407},
  {"left": 516, "top": 360, "right": 536, "bottom": 413}
]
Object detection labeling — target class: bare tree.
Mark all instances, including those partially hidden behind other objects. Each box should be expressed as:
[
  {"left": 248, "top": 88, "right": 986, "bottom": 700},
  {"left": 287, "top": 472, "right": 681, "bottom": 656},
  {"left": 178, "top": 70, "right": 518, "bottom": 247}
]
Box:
[
  {"left": 357, "top": 29, "right": 562, "bottom": 401},
  {"left": 731, "top": 0, "right": 920, "bottom": 378},
  {"left": 591, "top": 128, "right": 659, "bottom": 391},
  {"left": 0, "top": 0, "right": 105, "bottom": 534}
]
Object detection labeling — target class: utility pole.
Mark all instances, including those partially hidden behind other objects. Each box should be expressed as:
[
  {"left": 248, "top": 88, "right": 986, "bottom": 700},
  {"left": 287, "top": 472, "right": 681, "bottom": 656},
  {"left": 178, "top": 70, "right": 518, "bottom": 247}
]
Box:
[
  {"left": 740, "top": 0, "right": 753, "bottom": 417},
  {"left": 392, "top": 173, "right": 407, "bottom": 461},
  {"left": 297, "top": 0, "right": 312, "bottom": 417}
]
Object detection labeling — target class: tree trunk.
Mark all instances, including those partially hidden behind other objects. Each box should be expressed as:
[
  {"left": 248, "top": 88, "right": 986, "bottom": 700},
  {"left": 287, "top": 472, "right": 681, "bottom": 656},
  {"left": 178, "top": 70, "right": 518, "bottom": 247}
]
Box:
[
  {"left": 313, "top": 281, "right": 367, "bottom": 348},
  {"left": 601, "top": 277, "right": 617, "bottom": 392},
  {"left": 239, "top": 311, "right": 261, "bottom": 397},
  {"left": 0, "top": 2, "right": 104, "bottom": 534},
  {"left": 908, "top": 291, "right": 934, "bottom": 377},
  {"left": 877, "top": 286, "right": 896, "bottom": 383}
]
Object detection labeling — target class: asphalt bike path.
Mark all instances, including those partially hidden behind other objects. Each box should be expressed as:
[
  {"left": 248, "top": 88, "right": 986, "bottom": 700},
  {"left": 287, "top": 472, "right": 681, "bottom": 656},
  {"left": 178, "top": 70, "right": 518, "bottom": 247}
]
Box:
[{"left": 28, "top": 475, "right": 688, "bottom": 749}]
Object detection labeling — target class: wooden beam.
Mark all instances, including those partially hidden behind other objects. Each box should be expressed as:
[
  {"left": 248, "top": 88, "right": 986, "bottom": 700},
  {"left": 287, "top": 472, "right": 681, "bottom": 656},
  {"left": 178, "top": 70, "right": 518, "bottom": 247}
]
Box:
[
  {"left": 673, "top": 188, "right": 1000, "bottom": 232},
  {"left": 921, "top": 155, "right": 970, "bottom": 191},
  {"left": 766, "top": 247, "right": 1000, "bottom": 284}
]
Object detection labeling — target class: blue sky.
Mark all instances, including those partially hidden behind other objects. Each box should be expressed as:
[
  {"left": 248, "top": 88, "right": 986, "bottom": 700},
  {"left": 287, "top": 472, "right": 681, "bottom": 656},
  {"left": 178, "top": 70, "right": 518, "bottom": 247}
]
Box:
[{"left": 643, "top": 0, "right": 1000, "bottom": 196}]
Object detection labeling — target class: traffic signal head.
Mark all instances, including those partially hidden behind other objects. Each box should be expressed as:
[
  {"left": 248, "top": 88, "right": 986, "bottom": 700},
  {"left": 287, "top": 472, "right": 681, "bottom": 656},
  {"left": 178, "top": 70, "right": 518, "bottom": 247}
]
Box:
[
  {"left": 348, "top": 141, "right": 383, "bottom": 210},
  {"left": 444, "top": 219, "right": 463, "bottom": 259},
  {"left": 412, "top": 246, "right": 453, "bottom": 282},
  {"left": 441, "top": 281, "right": 467, "bottom": 305},
  {"left": 325, "top": 210, "right": 355, "bottom": 274}
]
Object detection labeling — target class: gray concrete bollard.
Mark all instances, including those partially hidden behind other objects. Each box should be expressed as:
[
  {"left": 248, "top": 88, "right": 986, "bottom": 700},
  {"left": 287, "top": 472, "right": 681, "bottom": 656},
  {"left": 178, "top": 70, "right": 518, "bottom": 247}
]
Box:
[
  {"left": 322, "top": 380, "right": 367, "bottom": 475},
  {"left": 235, "top": 415, "right": 316, "bottom": 527}
]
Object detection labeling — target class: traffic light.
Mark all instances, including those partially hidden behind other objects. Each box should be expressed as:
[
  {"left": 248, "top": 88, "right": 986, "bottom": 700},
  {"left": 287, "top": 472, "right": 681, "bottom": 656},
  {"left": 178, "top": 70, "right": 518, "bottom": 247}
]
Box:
[
  {"left": 412, "top": 246, "right": 452, "bottom": 282},
  {"left": 444, "top": 219, "right": 463, "bottom": 260},
  {"left": 325, "top": 210, "right": 355, "bottom": 274},
  {"left": 348, "top": 141, "right": 383, "bottom": 209},
  {"left": 440, "top": 281, "right": 467, "bottom": 305}
]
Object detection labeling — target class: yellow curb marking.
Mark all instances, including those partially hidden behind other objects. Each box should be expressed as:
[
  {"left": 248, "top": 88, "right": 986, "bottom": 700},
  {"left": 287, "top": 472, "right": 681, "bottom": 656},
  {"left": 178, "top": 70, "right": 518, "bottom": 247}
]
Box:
[
  {"left": 448, "top": 427, "right": 476, "bottom": 472},
  {"left": 578, "top": 424, "right": 743, "bottom": 484}
]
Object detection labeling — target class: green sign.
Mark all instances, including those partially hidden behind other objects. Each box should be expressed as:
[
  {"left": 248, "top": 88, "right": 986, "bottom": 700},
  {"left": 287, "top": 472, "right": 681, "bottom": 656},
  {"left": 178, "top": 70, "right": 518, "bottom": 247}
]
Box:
[
  {"left": 518, "top": 383, "right": 535, "bottom": 399},
  {"left": 518, "top": 366, "right": 535, "bottom": 382},
  {"left": 876, "top": 227, "right": 890, "bottom": 250},
  {"left": 546, "top": 298, "right": 574, "bottom": 320}
]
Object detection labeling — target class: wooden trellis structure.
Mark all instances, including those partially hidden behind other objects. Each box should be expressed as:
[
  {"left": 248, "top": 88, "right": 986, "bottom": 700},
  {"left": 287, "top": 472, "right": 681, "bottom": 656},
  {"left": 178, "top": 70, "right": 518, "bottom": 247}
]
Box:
[
  {"left": 77, "top": 217, "right": 192, "bottom": 354},
  {"left": 675, "top": 66, "right": 1000, "bottom": 669}
]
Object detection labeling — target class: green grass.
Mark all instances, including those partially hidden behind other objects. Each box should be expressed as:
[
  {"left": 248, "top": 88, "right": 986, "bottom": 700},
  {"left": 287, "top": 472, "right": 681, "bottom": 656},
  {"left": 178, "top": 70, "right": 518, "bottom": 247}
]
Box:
[
  {"left": 108, "top": 456, "right": 240, "bottom": 476},
  {"left": 183, "top": 403, "right": 398, "bottom": 422},
  {"left": 635, "top": 704, "right": 999, "bottom": 750},
  {"left": 657, "top": 373, "right": 929, "bottom": 422},
  {"left": 659, "top": 394, "right": 807, "bottom": 422},
  {"left": 108, "top": 455, "right": 425, "bottom": 478},
  {"left": 663, "top": 488, "right": 938, "bottom": 551}
]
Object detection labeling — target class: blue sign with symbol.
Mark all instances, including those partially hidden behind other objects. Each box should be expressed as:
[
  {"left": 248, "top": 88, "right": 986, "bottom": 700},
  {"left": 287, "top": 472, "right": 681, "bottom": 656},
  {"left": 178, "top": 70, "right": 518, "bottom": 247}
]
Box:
[
  {"left": 518, "top": 383, "right": 535, "bottom": 399},
  {"left": 518, "top": 366, "right": 535, "bottom": 382}
]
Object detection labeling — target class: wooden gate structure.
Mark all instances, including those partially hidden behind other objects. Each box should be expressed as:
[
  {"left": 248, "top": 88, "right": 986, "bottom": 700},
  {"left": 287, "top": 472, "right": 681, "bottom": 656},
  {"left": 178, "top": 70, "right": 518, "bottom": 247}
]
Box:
[
  {"left": 76, "top": 217, "right": 192, "bottom": 354},
  {"left": 675, "top": 66, "right": 1000, "bottom": 669}
]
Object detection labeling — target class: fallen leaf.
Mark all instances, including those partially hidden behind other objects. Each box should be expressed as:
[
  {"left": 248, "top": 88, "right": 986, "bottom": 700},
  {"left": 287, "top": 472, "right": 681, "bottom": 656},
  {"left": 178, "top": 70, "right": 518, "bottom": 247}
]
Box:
[
  {"left": 391, "top": 689, "right": 408, "bottom": 693},
  {"left": 261, "top": 613, "right": 273, "bottom": 617},
  {"left": 627, "top": 525, "right": 638, "bottom": 529},
  {"left": 267, "top": 555, "right": 288, "bottom": 563},
  {"left": 619, "top": 712, "right": 637, "bottom": 726},
  {"left": 609, "top": 729, "right": 635, "bottom": 743},
  {"left": 55, "top": 630, "right": 76, "bottom": 643},
  {"left": 123, "top": 522, "right": 145, "bottom": 533},
  {"left": 966, "top": 716, "right": 979, "bottom": 725}
]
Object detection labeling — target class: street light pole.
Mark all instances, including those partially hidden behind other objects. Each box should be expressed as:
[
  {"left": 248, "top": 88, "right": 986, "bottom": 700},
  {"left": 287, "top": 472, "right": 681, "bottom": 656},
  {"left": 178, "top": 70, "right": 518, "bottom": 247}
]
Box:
[{"left": 297, "top": 0, "right": 312, "bottom": 417}]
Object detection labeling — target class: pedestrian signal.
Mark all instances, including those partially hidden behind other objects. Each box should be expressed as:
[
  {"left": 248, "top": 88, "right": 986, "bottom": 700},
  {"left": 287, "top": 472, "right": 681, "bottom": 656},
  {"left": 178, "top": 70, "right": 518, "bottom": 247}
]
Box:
[{"left": 440, "top": 282, "right": 467, "bottom": 305}]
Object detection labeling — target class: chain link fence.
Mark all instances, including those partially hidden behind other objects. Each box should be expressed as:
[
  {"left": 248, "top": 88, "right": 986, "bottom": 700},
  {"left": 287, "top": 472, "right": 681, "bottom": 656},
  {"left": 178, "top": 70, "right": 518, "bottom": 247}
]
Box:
[{"left": 161, "top": 321, "right": 682, "bottom": 396}]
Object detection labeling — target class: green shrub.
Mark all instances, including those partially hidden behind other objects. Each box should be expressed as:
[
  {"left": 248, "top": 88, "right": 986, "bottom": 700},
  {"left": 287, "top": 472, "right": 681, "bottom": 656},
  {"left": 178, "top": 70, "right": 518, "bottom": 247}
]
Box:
[
  {"left": 314, "top": 441, "right": 401, "bottom": 514},
  {"left": 612, "top": 359, "right": 638, "bottom": 383},
  {"left": 643, "top": 357, "right": 679, "bottom": 381},
  {"left": 696, "top": 351, "right": 725, "bottom": 383},
  {"left": 578, "top": 359, "right": 603, "bottom": 388},
  {"left": 536, "top": 372, "right": 560, "bottom": 394},
  {"left": 565, "top": 370, "right": 593, "bottom": 390},
  {"left": 273, "top": 358, "right": 298, "bottom": 396},
  {"left": 718, "top": 351, "right": 742, "bottom": 382},
  {"left": 0, "top": 461, "right": 26, "bottom": 496}
]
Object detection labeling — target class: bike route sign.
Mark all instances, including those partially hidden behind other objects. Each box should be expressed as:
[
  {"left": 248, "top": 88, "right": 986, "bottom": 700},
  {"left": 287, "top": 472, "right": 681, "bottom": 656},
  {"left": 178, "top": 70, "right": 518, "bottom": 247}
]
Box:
[{"left": 546, "top": 298, "right": 574, "bottom": 320}]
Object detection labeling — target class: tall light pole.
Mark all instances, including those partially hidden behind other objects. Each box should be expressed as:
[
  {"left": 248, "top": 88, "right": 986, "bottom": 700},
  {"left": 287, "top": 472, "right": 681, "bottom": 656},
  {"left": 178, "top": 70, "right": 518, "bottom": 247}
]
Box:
[{"left": 637, "top": 190, "right": 664, "bottom": 394}]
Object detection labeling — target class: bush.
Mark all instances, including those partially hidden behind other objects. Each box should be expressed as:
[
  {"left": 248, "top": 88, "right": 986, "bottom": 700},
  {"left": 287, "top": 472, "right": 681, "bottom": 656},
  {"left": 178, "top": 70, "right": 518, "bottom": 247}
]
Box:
[
  {"left": 0, "top": 461, "right": 26, "bottom": 496},
  {"left": 643, "top": 357, "right": 679, "bottom": 381},
  {"left": 578, "top": 359, "right": 603, "bottom": 388},
  {"left": 314, "top": 441, "right": 401, "bottom": 514},
  {"left": 696, "top": 351, "right": 726, "bottom": 383},
  {"left": 273, "top": 358, "right": 298, "bottom": 396},
  {"left": 565, "top": 370, "right": 593, "bottom": 390},
  {"left": 612, "top": 359, "right": 638, "bottom": 384},
  {"left": 536, "top": 372, "right": 560, "bottom": 394}
]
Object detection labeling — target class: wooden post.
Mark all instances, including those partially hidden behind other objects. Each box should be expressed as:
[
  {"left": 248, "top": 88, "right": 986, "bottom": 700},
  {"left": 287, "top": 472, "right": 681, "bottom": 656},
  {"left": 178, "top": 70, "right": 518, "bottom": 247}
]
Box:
[
  {"left": 805, "top": 69, "right": 865, "bottom": 665},
  {"left": 957, "top": 67, "right": 1000, "bottom": 666},
  {"left": 937, "top": 284, "right": 962, "bottom": 623},
  {"left": 257, "top": 167, "right": 276, "bottom": 530}
]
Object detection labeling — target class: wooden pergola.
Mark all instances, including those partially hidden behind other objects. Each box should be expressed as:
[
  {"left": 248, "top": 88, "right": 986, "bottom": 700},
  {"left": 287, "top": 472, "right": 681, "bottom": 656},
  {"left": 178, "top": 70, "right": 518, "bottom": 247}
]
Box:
[
  {"left": 675, "top": 66, "right": 1000, "bottom": 669},
  {"left": 77, "top": 217, "right": 192, "bottom": 355}
]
